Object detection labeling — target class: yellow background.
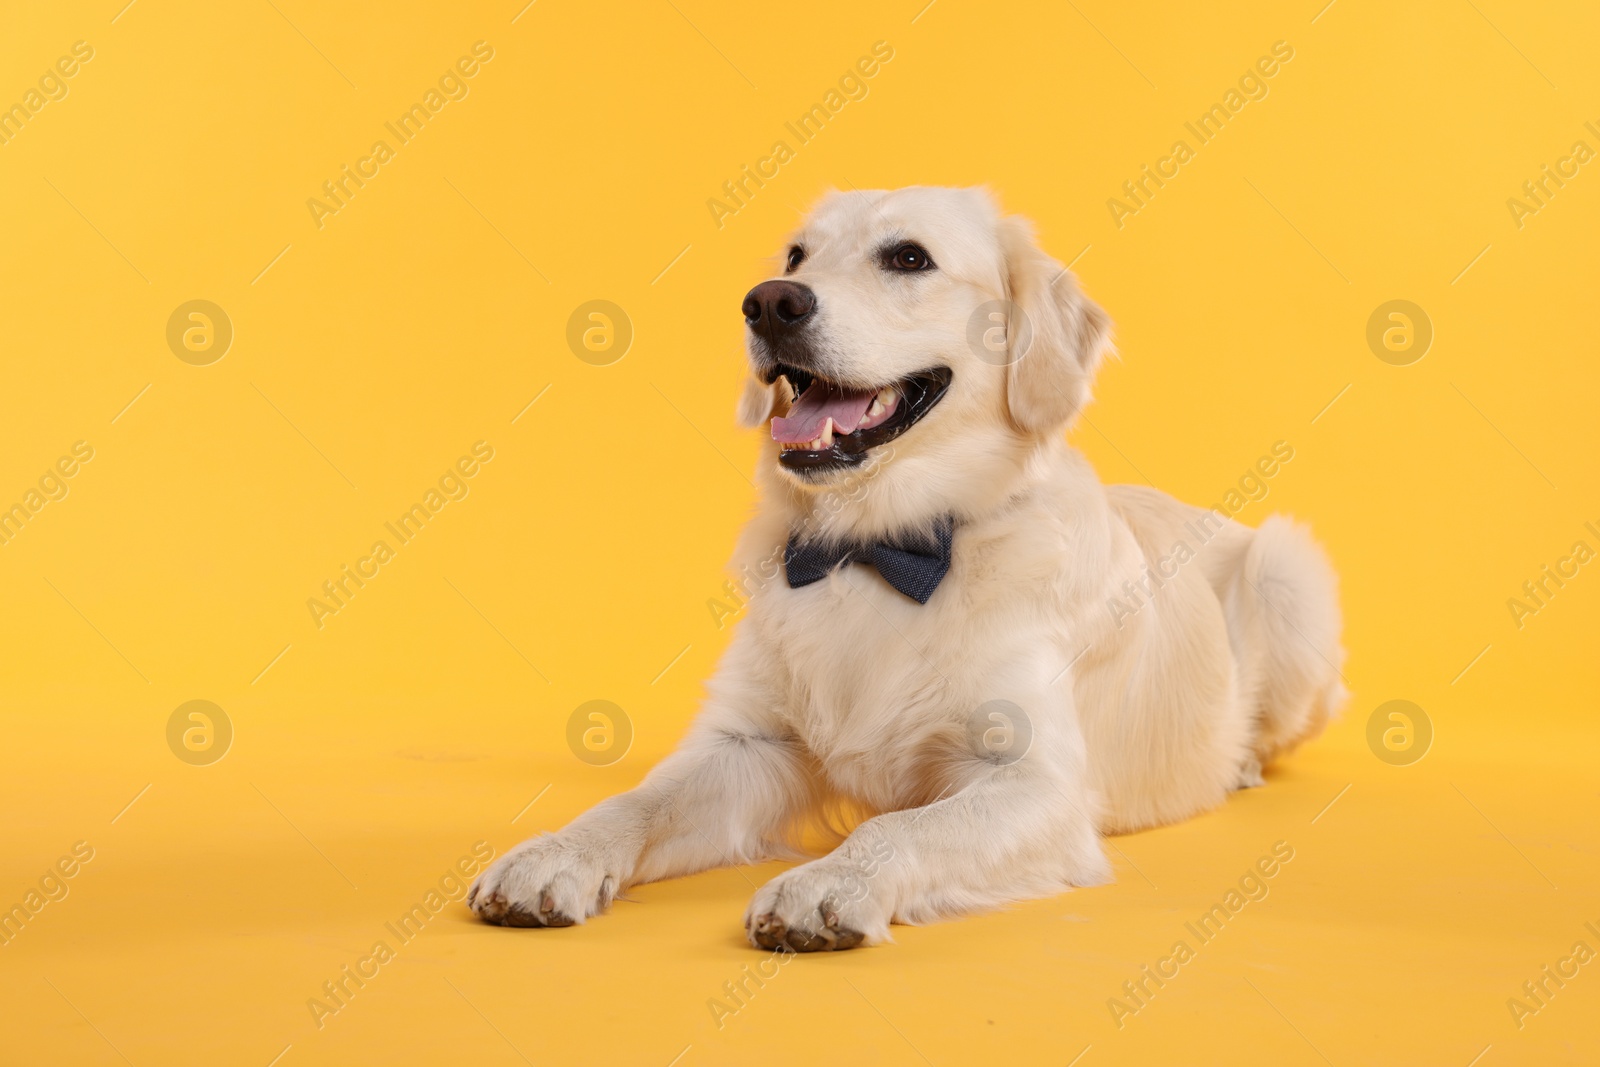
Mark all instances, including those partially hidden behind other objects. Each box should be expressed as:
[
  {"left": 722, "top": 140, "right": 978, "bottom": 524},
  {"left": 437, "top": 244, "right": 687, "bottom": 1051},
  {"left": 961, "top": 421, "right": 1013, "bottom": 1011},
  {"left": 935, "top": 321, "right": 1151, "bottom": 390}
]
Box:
[{"left": 2, "top": 1, "right": 1597, "bottom": 1064}]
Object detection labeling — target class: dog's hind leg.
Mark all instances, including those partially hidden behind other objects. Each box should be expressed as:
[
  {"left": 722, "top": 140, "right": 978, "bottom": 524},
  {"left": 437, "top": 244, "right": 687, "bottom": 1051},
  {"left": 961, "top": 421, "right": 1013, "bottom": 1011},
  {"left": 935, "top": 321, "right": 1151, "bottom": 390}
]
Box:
[
  {"left": 1234, "top": 753, "right": 1265, "bottom": 789},
  {"left": 1223, "top": 515, "right": 1347, "bottom": 766}
]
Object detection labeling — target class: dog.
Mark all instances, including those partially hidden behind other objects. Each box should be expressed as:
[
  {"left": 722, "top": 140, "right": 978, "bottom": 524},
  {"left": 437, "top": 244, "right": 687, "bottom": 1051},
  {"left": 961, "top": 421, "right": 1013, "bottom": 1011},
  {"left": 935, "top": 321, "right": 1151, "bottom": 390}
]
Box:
[{"left": 469, "top": 186, "right": 1345, "bottom": 951}]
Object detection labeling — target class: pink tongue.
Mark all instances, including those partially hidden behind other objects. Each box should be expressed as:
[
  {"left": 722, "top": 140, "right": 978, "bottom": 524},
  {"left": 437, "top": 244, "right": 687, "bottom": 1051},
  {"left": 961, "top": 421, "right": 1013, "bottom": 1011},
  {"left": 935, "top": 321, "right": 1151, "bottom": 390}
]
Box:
[{"left": 771, "top": 381, "right": 876, "bottom": 443}]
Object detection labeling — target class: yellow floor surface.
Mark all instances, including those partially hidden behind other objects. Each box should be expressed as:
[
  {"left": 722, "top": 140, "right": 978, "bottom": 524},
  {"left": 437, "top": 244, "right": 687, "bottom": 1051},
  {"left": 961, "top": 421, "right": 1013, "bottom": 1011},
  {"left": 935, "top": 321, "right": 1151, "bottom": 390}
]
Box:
[
  {"left": 7, "top": 717, "right": 1600, "bottom": 1065},
  {"left": 3, "top": 1, "right": 1599, "bottom": 1064}
]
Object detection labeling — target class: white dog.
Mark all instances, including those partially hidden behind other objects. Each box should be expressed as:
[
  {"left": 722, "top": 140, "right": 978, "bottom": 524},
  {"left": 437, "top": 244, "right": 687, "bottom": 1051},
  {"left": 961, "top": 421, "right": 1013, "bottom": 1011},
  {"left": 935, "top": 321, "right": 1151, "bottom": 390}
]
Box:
[{"left": 469, "top": 186, "right": 1345, "bottom": 951}]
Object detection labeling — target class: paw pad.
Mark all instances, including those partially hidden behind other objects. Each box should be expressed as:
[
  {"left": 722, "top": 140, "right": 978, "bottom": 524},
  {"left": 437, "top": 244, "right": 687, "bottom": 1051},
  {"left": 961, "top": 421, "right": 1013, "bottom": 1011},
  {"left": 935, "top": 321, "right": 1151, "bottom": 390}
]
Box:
[{"left": 747, "top": 909, "right": 864, "bottom": 952}]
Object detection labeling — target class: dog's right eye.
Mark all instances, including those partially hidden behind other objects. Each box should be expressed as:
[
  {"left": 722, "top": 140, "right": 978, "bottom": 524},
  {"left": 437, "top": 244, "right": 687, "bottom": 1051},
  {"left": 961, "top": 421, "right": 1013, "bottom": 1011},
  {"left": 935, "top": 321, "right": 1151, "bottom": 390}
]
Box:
[
  {"left": 785, "top": 246, "right": 806, "bottom": 272},
  {"left": 885, "top": 243, "right": 935, "bottom": 272}
]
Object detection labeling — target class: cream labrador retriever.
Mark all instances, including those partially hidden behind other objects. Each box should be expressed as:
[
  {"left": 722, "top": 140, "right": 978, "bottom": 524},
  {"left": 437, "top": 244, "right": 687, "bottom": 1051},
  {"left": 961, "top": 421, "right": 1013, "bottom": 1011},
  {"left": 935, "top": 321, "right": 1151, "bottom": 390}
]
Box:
[{"left": 469, "top": 186, "right": 1345, "bottom": 950}]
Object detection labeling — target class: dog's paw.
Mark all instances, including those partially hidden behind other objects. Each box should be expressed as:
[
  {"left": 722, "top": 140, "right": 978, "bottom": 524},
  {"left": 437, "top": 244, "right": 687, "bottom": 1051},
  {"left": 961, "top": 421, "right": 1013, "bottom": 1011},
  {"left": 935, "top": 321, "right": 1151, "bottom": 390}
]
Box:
[
  {"left": 468, "top": 835, "right": 618, "bottom": 928},
  {"left": 744, "top": 860, "right": 891, "bottom": 952},
  {"left": 1235, "top": 755, "right": 1265, "bottom": 790}
]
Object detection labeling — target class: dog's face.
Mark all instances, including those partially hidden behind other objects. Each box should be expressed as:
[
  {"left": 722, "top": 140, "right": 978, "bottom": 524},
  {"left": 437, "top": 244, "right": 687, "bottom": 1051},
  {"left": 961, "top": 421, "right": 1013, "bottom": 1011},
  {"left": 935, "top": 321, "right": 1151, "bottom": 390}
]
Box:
[{"left": 738, "top": 187, "right": 1112, "bottom": 495}]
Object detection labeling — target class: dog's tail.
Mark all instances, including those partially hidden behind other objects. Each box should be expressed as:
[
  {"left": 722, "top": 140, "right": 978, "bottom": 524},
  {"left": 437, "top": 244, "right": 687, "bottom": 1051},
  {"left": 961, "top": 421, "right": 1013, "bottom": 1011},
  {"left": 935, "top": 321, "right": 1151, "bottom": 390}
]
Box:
[{"left": 1234, "top": 515, "right": 1347, "bottom": 764}]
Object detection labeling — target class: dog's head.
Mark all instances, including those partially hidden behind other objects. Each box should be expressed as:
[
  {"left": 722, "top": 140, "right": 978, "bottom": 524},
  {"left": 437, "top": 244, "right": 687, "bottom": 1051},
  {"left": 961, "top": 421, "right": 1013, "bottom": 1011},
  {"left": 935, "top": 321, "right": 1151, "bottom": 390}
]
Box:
[{"left": 738, "top": 187, "right": 1112, "bottom": 508}]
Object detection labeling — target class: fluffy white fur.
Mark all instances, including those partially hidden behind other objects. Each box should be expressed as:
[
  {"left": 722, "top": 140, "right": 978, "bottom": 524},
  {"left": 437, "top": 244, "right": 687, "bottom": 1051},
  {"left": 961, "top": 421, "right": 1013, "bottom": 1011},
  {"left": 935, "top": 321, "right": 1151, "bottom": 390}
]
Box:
[{"left": 469, "top": 186, "right": 1346, "bottom": 950}]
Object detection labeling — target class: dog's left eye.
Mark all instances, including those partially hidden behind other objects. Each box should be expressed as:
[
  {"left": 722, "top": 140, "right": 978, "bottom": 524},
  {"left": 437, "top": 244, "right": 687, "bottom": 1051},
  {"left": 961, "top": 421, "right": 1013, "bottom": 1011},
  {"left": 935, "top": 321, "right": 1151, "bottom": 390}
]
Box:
[
  {"left": 786, "top": 246, "right": 806, "bottom": 272},
  {"left": 886, "top": 243, "right": 935, "bottom": 272}
]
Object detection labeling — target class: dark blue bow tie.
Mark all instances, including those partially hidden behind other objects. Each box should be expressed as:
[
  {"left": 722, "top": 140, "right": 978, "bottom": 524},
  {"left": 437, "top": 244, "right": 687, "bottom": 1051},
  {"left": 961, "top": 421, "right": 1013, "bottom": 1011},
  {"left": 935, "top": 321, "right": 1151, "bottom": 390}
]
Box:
[{"left": 784, "top": 516, "right": 955, "bottom": 604}]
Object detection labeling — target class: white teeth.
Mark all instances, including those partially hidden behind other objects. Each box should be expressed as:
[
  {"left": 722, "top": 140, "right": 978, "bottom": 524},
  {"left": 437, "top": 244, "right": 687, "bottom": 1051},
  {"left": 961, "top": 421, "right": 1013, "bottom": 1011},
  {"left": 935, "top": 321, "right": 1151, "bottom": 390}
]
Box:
[
  {"left": 864, "top": 388, "right": 895, "bottom": 422},
  {"left": 781, "top": 418, "right": 836, "bottom": 452}
]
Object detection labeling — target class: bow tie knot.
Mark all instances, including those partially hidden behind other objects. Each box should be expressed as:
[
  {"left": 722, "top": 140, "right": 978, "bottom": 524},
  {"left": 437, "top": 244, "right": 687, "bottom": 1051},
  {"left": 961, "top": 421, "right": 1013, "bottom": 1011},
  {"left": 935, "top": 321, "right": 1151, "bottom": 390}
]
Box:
[{"left": 783, "top": 516, "right": 954, "bottom": 604}]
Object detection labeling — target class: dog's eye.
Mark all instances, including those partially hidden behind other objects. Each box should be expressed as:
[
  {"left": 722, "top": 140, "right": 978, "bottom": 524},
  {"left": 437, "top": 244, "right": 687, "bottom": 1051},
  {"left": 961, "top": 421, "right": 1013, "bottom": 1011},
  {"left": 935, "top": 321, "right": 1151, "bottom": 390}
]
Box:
[
  {"left": 786, "top": 245, "right": 806, "bottom": 272},
  {"left": 886, "top": 243, "right": 935, "bottom": 272}
]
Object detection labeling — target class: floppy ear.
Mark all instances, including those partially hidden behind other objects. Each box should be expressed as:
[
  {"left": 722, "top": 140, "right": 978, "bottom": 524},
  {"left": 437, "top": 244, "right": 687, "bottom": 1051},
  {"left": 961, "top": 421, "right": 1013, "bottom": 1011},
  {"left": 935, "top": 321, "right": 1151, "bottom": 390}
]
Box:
[
  {"left": 736, "top": 373, "right": 781, "bottom": 429},
  {"left": 998, "top": 216, "right": 1114, "bottom": 434}
]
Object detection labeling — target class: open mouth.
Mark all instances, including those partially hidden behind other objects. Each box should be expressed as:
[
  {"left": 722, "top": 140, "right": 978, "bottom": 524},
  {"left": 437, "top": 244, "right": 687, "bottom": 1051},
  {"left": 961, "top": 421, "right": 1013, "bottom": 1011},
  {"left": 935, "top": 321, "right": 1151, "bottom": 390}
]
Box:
[{"left": 764, "top": 364, "right": 952, "bottom": 472}]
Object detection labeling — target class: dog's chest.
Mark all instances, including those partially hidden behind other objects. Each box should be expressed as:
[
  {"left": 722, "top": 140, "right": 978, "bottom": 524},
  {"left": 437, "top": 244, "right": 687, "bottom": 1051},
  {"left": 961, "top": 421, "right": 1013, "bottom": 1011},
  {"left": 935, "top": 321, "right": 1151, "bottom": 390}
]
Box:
[{"left": 755, "top": 559, "right": 991, "bottom": 796}]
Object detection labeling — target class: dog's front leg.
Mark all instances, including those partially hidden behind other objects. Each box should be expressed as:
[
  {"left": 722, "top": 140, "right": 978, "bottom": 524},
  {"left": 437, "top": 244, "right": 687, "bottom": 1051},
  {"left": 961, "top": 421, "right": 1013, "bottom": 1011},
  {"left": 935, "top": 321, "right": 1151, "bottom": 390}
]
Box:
[
  {"left": 745, "top": 724, "right": 1108, "bottom": 951},
  {"left": 470, "top": 711, "right": 811, "bottom": 928}
]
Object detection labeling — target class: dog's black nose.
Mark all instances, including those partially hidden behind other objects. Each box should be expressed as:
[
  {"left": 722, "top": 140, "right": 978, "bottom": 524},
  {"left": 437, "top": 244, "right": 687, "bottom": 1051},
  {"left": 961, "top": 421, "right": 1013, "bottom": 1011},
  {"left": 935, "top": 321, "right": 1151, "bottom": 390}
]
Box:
[{"left": 742, "top": 280, "right": 816, "bottom": 332}]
